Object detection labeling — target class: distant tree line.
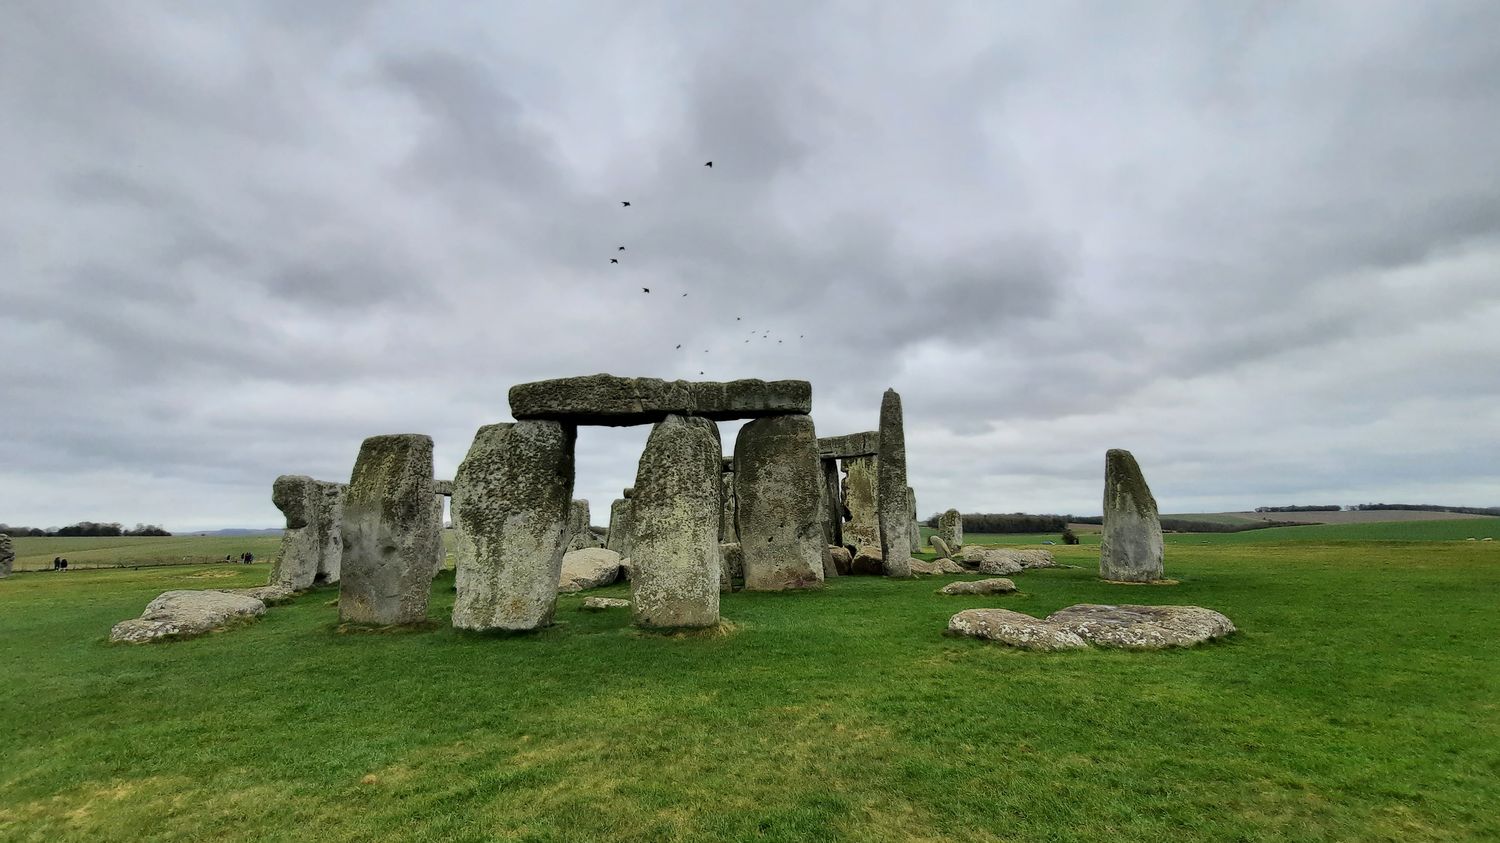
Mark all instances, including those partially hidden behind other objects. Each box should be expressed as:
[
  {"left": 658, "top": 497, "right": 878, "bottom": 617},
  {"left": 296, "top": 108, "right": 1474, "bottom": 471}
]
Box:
[
  {"left": 0, "top": 522, "right": 172, "bottom": 537},
  {"left": 1352, "top": 504, "right": 1500, "bottom": 516},
  {"left": 923, "top": 513, "right": 1070, "bottom": 533},
  {"left": 1255, "top": 505, "right": 1342, "bottom": 513}
]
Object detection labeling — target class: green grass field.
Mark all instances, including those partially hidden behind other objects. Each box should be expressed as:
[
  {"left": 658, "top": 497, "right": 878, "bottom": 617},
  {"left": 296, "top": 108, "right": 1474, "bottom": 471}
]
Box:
[
  {"left": 930, "top": 518, "right": 1500, "bottom": 548},
  {"left": 2, "top": 529, "right": 1498, "bottom": 841},
  {"left": 9, "top": 535, "right": 284, "bottom": 572}
]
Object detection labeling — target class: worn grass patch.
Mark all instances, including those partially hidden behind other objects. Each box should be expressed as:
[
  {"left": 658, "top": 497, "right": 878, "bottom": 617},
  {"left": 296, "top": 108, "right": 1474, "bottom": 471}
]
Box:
[{"left": 1, "top": 538, "right": 1497, "bottom": 841}]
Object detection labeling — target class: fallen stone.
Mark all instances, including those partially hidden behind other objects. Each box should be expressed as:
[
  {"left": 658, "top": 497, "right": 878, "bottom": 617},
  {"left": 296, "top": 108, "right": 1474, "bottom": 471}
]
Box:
[
  {"left": 1100, "top": 449, "right": 1165, "bottom": 582},
  {"left": 828, "top": 546, "right": 853, "bottom": 575},
  {"left": 110, "top": 590, "right": 266, "bottom": 643},
  {"left": 817, "top": 431, "right": 879, "bottom": 459},
  {"left": 629, "top": 415, "right": 722, "bottom": 628},
  {"left": 958, "top": 546, "right": 1023, "bottom": 575},
  {"left": 935, "top": 558, "right": 966, "bottom": 574},
  {"left": 946, "top": 608, "right": 1087, "bottom": 652},
  {"left": 1012, "top": 549, "right": 1057, "bottom": 569},
  {"left": 734, "top": 415, "right": 826, "bottom": 591},
  {"left": 451, "top": 421, "right": 575, "bottom": 631},
  {"left": 940, "top": 578, "right": 1017, "bottom": 595},
  {"left": 850, "top": 545, "right": 885, "bottom": 575},
  {"left": 876, "top": 389, "right": 912, "bottom": 577},
  {"left": 559, "top": 548, "right": 623, "bottom": 592},
  {"left": 581, "top": 597, "right": 630, "bottom": 611},
  {"left": 214, "top": 585, "right": 297, "bottom": 603},
  {"left": 1047, "top": 604, "right": 1236, "bottom": 649},
  {"left": 931, "top": 535, "right": 953, "bottom": 558},
  {"left": 509, "top": 374, "right": 811, "bottom": 426},
  {"left": 938, "top": 509, "right": 964, "bottom": 549},
  {"left": 338, "top": 434, "right": 440, "bottom": 626}
]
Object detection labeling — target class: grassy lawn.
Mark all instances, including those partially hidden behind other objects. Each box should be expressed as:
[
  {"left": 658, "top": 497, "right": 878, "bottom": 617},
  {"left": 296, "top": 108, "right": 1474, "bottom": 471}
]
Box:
[
  {"left": 9, "top": 535, "right": 284, "bottom": 572},
  {"left": 2, "top": 533, "right": 1497, "bottom": 841}
]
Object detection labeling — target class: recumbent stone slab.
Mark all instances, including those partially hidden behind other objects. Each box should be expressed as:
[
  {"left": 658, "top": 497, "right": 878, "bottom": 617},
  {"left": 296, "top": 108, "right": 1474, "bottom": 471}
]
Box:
[
  {"left": 509, "top": 374, "right": 811, "bottom": 426},
  {"left": 629, "top": 415, "right": 722, "bottom": 628},
  {"left": 940, "top": 578, "right": 1017, "bottom": 595},
  {"left": 111, "top": 590, "right": 267, "bottom": 644},
  {"left": 1047, "top": 604, "right": 1236, "bottom": 649},
  {"left": 946, "top": 609, "right": 1087, "bottom": 652},
  {"left": 734, "top": 414, "right": 827, "bottom": 591},
  {"left": 338, "top": 434, "right": 440, "bottom": 626}
]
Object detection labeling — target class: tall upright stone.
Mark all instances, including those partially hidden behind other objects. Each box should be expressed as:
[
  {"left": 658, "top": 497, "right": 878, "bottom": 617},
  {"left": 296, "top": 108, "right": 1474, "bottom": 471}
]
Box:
[
  {"left": 0, "top": 533, "right": 13, "bottom": 578},
  {"left": 431, "top": 493, "right": 448, "bottom": 575},
  {"left": 1100, "top": 449, "right": 1165, "bottom": 583},
  {"left": 629, "top": 415, "right": 722, "bottom": 628},
  {"left": 907, "top": 486, "right": 921, "bottom": 553},
  {"left": 606, "top": 496, "right": 633, "bottom": 556},
  {"left": 938, "top": 509, "right": 964, "bottom": 550},
  {"left": 820, "top": 458, "right": 843, "bottom": 548},
  {"left": 566, "top": 499, "right": 604, "bottom": 551},
  {"left": 735, "top": 415, "right": 827, "bottom": 590},
  {"left": 338, "top": 435, "right": 440, "bottom": 626},
  {"left": 452, "top": 421, "right": 576, "bottom": 631},
  {"left": 841, "top": 455, "right": 880, "bottom": 548},
  {"left": 876, "top": 389, "right": 913, "bottom": 577},
  {"left": 719, "top": 458, "right": 739, "bottom": 543},
  {"left": 270, "top": 475, "right": 347, "bottom": 591}
]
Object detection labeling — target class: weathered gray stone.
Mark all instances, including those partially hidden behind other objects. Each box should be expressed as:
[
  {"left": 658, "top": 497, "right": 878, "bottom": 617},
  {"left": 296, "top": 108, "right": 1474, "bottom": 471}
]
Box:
[
  {"left": 719, "top": 542, "right": 744, "bottom": 592},
  {"left": 719, "top": 466, "right": 739, "bottom": 543},
  {"left": 908, "top": 486, "right": 921, "bottom": 554},
  {"left": 559, "top": 547, "right": 623, "bottom": 592},
  {"left": 931, "top": 535, "right": 953, "bottom": 558},
  {"left": 214, "top": 584, "right": 296, "bottom": 603},
  {"left": 820, "top": 458, "right": 843, "bottom": 548},
  {"left": 110, "top": 590, "right": 267, "bottom": 643},
  {"left": 817, "top": 431, "right": 879, "bottom": 459},
  {"left": 850, "top": 545, "right": 885, "bottom": 575},
  {"left": 0, "top": 533, "right": 12, "bottom": 578},
  {"left": 938, "top": 509, "right": 964, "bottom": 550},
  {"left": 509, "top": 374, "right": 811, "bottom": 426},
  {"left": 958, "top": 546, "right": 1024, "bottom": 575},
  {"left": 338, "top": 435, "right": 440, "bottom": 626},
  {"left": 734, "top": 415, "right": 827, "bottom": 591},
  {"left": 433, "top": 479, "right": 454, "bottom": 497},
  {"left": 946, "top": 609, "right": 1088, "bottom": 651},
  {"left": 606, "top": 497, "right": 633, "bottom": 556},
  {"left": 581, "top": 597, "right": 631, "bottom": 611},
  {"left": 1047, "top": 604, "right": 1236, "bottom": 649},
  {"left": 876, "top": 389, "right": 912, "bottom": 577},
  {"left": 829, "top": 545, "right": 853, "bottom": 575},
  {"left": 910, "top": 558, "right": 969, "bottom": 575},
  {"left": 1100, "top": 449, "right": 1165, "bottom": 582},
  {"left": 629, "top": 415, "right": 722, "bottom": 628},
  {"left": 566, "top": 500, "right": 605, "bottom": 551},
  {"left": 431, "top": 493, "right": 448, "bottom": 575},
  {"left": 1012, "top": 549, "right": 1057, "bottom": 569},
  {"left": 935, "top": 557, "right": 967, "bottom": 574},
  {"left": 451, "top": 422, "right": 575, "bottom": 631},
  {"left": 841, "top": 455, "right": 880, "bottom": 548},
  {"left": 940, "top": 578, "right": 1017, "bottom": 595},
  {"left": 269, "top": 475, "right": 347, "bottom": 591}
]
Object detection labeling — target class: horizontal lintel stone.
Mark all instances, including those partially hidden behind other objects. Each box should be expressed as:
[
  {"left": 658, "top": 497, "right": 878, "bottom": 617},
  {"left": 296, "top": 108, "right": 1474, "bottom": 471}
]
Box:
[{"left": 509, "top": 374, "right": 811, "bottom": 426}]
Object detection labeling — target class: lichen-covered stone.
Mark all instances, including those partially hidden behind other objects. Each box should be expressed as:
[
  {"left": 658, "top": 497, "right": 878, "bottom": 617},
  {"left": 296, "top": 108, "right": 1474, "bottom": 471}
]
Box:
[
  {"left": 451, "top": 422, "right": 575, "bottom": 631},
  {"left": 559, "top": 547, "right": 623, "bottom": 592},
  {"left": 565, "top": 499, "right": 605, "bottom": 551},
  {"left": 931, "top": 535, "right": 952, "bottom": 558},
  {"left": 719, "top": 542, "right": 744, "bottom": 592},
  {"left": 817, "top": 431, "right": 879, "bottom": 459},
  {"left": 581, "top": 597, "right": 631, "bottom": 611},
  {"left": 820, "top": 458, "right": 843, "bottom": 548},
  {"left": 958, "top": 546, "right": 1023, "bottom": 575},
  {"left": 938, "top": 509, "right": 964, "bottom": 550},
  {"left": 110, "top": 590, "right": 266, "bottom": 643},
  {"left": 433, "top": 479, "right": 454, "bottom": 497},
  {"left": 910, "top": 558, "right": 968, "bottom": 575},
  {"left": 734, "top": 415, "right": 826, "bottom": 591},
  {"left": 509, "top": 374, "right": 811, "bottom": 426},
  {"left": 908, "top": 486, "right": 921, "bottom": 554},
  {"left": 946, "top": 609, "right": 1087, "bottom": 651},
  {"left": 629, "top": 415, "right": 722, "bottom": 628},
  {"left": 1047, "top": 604, "right": 1236, "bottom": 649},
  {"left": 1100, "top": 449, "right": 1165, "bottom": 582},
  {"left": 850, "top": 545, "right": 885, "bottom": 575},
  {"left": 606, "top": 497, "right": 633, "bottom": 556},
  {"left": 828, "top": 545, "right": 853, "bottom": 575},
  {"left": 269, "top": 475, "right": 347, "bottom": 590},
  {"left": 841, "top": 455, "right": 880, "bottom": 548},
  {"left": 338, "top": 435, "right": 440, "bottom": 626},
  {"left": 876, "top": 389, "right": 912, "bottom": 577},
  {"left": 940, "top": 578, "right": 1017, "bottom": 595},
  {"left": 719, "top": 467, "right": 739, "bottom": 543},
  {"left": 0, "top": 533, "right": 13, "bottom": 578}
]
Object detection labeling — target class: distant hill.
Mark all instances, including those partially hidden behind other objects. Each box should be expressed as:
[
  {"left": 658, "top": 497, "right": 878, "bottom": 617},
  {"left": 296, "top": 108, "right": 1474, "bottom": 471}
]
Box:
[{"left": 186, "top": 528, "right": 283, "bottom": 537}]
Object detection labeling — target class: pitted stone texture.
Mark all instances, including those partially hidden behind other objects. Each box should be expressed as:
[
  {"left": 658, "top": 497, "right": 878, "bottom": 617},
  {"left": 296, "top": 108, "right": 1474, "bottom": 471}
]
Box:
[
  {"left": 734, "top": 415, "right": 827, "bottom": 591},
  {"left": 719, "top": 542, "right": 744, "bottom": 592},
  {"left": 876, "top": 389, "right": 912, "bottom": 577},
  {"left": 0, "top": 534, "right": 13, "bottom": 578},
  {"left": 911, "top": 558, "right": 968, "bottom": 575},
  {"left": 958, "top": 546, "right": 1055, "bottom": 574},
  {"left": 908, "top": 486, "right": 921, "bottom": 554},
  {"left": 938, "top": 509, "right": 964, "bottom": 550},
  {"left": 850, "top": 545, "right": 885, "bottom": 575},
  {"left": 110, "top": 590, "right": 266, "bottom": 643},
  {"left": 931, "top": 535, "right": 953, "bottom": 558},
  {"left": 1048, "top": 604, "right": 1236, "bottom": 649},
  {"left": 840, "top": 455, "right": 880, "bottom": 548},
  {"left": 566, "top": 500, "right": 605, "bottom": 551},
  {"left": 582, "top": 597, "right": 631, "bottom": 611},
  {"left": 338, "top": 435, "right": 440, "bottom": 626},
  {"left": 719, "top": 468, "right": 739, "bottom": 543},
  {"left": 828, "top": 546, "right": 853, "bottom": 575},
  {"left": 819, "top": 458, "right": 842, "bottom": 548},
  {"left": 606, "top": 498, "right": 633, "bottom": 556},
  {"left": 559, "top": 548, "right": 623, "bottom": 592},
  {"left": 817, "top": 431, "right": 879, "bottom": 459},
  {"left": 431, "top": 493, "right": 449, "bottom": 575},
  {"left": 629, "top": 415, "right": 722, "bottom": 628},
  {"left": 946, "top": 609, "right": 1087, "bottom": 652},
  {"left": 269, "top": 475, "right": 347, "bottom": 590},
  {"left": 433, "top": 479, "right": 454, "bottom": 496},
  {"left": 1013, "top": 549, "right": 1057, "bottom": 569},
  {"left": 509, "top": 374, "right": 811, "bottom": 426},
  {"left": 941, "top": 578, "right": 1017, "bottom": 595},
  {"left": 215, "top": 585, "right": 296, "bottom": 603},
  {"left": 452, "top": 422, "right": 575, "bottom": 631},
  {"left": 1100, "top": 449, "right": 1165, "bottom": 583}
]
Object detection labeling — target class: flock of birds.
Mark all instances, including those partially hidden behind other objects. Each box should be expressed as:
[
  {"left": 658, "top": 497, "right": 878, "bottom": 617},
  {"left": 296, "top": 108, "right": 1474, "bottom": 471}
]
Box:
[{"left": 611, "top": 160, "right": 804, "bottom": 377}]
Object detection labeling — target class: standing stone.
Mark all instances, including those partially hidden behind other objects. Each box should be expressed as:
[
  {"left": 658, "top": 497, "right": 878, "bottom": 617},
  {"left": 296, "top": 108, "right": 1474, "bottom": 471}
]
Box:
[
  {"left": 629, "top": 415, "right": 721, "bottom": 628},
  {"left": 270, "top": 476, "right": 347, "bottom": 591},
  {"left": 431, "top": 493, "right": 448, "bottom": 575},
  {"left": 719, "top": 458, "right": 739, "bottom": 543},
  {"left": 0, "top": 534, "right": 13, "bottom": 578},
  {"left": 908, "top": 486, "right": 921, "bottom": 553},
  {"left": 841, "top": 455, "right": 880, "bottom": 548},
  {"left": 820, "top": 458, "right": 843, "bottom": 548},
  {"left": 566, "top": 499, "right": 604, "bottom": 551},
  {"left": 735, "top": 415, "right": 827, "bottom": 591},
  {"left": 718, "top": 542, "right": 744, "bottom": 592},
  {"left": 338, "top": 435, "right": 440, "bottom": 626},
  {"left": 452, "top": 421, "right": 576, "bottom": 631},
  {"left": 931, "top": 535, "right": 952, "bottom": 558},
  {"left": 876, "top": 389, "right": 913, "bottom": 577},
  {"left": 606, "top": 497, "right": 633, "bottom": 556},
  {"left": 1099, "top": 449, "right": 1165, "bottom": 583},
  {"left": 938, "top": 509, "right": 964, "bottom": 550}
]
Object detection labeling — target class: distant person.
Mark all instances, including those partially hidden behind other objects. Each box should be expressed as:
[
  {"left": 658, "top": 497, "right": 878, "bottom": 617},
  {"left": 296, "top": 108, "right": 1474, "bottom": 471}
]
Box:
[
  {"left": 224, "top": 554, "right": 233, "bottom": 563},
  {"left": 60, "top": 558, "right": 68, "bottom": 571},
  {"left": 243, "top": 551, "right": 254, "bottom": 565},
  {"left": 53, "top": 557, "right": 61, "bottom": 571}
]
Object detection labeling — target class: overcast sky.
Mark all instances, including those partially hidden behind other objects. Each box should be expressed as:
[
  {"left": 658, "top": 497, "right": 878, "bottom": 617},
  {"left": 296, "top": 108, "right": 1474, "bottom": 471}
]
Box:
[{"left": 2, "top": 1, "right": 1497, "bottom": 531}]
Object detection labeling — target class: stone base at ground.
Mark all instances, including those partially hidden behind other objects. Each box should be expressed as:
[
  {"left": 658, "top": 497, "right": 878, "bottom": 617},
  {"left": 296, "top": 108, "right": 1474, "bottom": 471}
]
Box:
[
  {"left": 946, "top": 608, "right": 1087, "bottom": 651},
  {"left": 828, "top": 546, "right": 853, "bottom": 575},
  {"left": 909, "top": 558, "right": 967, "bottom": 575},
  {"left": 940, "top": 578, "right": 1016, "bottom": 595},
  {"left": 947, "top": 603, "right": 1235, "bottom": 651},
  {"left": 214, "top": 585, "right": 298, "bottom": 603},
  {"left": 110, "top": 590, "right": 266, "bottom": 643},
  {"left": 559, "top": 548, "right": 622, "bottom": 592},
  {"left": 850, "top": 545, "right": 885, "bottom": 575},
  {"left": 581, "top": 597, "right": 630, "bottom": 611}
]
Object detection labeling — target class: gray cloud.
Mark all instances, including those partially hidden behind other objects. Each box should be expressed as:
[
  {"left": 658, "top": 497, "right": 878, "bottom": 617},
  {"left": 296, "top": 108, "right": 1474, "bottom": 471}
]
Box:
[{"left": 1, "top": 0, "right": 1497, "bottom": 531}]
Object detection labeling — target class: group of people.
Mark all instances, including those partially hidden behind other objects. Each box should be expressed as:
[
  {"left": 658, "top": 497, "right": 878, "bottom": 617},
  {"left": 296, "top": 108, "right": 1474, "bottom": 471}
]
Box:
[
  {"left": 222, "top": 552, "right": 255, "bottom": 565},
  {"left": 51, "top": 557, "right": 69, "bottom": 571}
]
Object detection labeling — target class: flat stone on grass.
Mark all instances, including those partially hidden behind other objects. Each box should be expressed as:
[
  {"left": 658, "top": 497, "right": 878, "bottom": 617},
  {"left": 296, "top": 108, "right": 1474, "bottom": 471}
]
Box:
[
  {"left": 110, "top": 590, "right": 266, "bottom": 644},
  {"left": 940, "top": 578, "right": 1017, "bottom": 595}
]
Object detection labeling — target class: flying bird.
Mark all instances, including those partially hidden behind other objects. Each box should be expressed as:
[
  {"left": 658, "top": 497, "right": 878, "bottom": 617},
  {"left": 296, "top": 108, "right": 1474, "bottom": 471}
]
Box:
[
  {"left": 642, "top": 287, "right": 650, "bottom": 293},
  {"left": 610, "top": 258, "right": 618, "bottom": 264},
  {"left": 735, "top": 317, "right": 741, "bottom": 321},
  {"left": 618, "top": 246, "right": 626, "bottom": 251},
  {"left": 705, "top": 161, "right": 713, "bottom": 168},
  {"left": 681, "top": 293, "right": 687, "bottom": 297},
  {"left": 675, "top": 344, "right": 681, "bottom": 349},
  {"left": 621, "top": 201, "right": 631, "bottom": 207}
]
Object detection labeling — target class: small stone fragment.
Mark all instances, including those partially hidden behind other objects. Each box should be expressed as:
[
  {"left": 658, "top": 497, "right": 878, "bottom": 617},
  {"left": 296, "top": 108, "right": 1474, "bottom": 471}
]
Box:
[
  {"left": 931, "top": 535, "right": 952, "bottom": 558},
  {"left": 559, "top": 548, "right": 623, "bottom": 592},
  {"left": 828, "top": 546, "right": 853, "bottom": 575}
]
